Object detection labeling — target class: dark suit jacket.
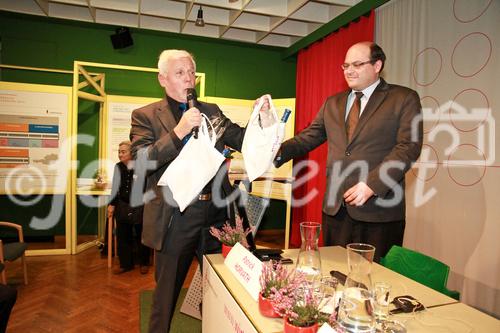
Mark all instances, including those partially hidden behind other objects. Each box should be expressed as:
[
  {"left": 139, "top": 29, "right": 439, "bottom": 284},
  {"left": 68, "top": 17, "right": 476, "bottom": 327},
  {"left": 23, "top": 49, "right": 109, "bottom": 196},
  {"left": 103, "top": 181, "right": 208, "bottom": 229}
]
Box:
[
  {"left": 129, "top": 98, "right": 245, "bottom": 250},
  {"left": 277, "top": 78, "right": 423, "bottom": 222},
  {"left": 109, "top": 162, "right": 143, "bottom": 224}
]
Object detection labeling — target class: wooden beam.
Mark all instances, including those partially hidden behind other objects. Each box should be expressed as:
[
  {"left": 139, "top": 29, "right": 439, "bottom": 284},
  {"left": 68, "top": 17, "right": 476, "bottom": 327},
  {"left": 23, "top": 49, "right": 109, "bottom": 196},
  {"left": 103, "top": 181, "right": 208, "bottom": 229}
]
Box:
[
  {"left": 0, "top": 64, "right": 73, "bottom": 74},
  {"left": 86, "top": 0, "right": 96, "bottom": 22},
  {"left": 75, "top": 61, "right": 158, "bottom": 72},
  {"left": 78, "top": 65, "right": 106, "bottom": 97},
  {"left": 77, "top": 73, "right": 104, "bottom": 90},
  {"left": 77, "top": 91, "right": 105, "bottom": 103},
  {"left": 35, "top": 0, "right": 49, "bottom": 16}
]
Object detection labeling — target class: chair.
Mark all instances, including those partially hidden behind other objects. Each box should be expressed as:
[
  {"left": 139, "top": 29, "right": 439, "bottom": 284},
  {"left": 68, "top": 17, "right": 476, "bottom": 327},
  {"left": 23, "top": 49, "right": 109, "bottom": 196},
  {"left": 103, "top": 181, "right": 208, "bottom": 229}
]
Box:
[
  {"left": 0, "top": 222, "right": 28, "bottom": 285},
  {"left": 243, "top": 193, "right": 270, "bottom": 237},
  {"left": 380, "top": 245, "right": 460, "bottom": 300}
]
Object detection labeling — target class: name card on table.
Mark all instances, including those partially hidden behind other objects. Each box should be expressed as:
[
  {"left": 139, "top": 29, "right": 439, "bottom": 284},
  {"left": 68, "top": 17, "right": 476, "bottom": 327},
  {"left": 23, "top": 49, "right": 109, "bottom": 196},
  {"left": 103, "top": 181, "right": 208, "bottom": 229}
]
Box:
[{"left": 224, "top": 242, "right": 263, "bottom": 301}]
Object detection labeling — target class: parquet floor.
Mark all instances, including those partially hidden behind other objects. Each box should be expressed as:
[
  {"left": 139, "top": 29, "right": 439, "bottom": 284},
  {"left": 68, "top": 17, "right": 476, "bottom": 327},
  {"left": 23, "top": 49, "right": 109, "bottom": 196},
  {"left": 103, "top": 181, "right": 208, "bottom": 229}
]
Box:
[
  {"left": 5, "top": 247, "right": 160, "bottom": 333},
  {"left": 4, "top": 230, "right": 284, "bottom": 333}
]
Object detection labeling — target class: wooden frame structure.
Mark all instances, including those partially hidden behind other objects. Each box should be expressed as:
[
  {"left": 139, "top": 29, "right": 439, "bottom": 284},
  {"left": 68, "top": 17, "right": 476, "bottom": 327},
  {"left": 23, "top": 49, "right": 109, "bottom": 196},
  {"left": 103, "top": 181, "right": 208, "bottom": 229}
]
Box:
[{"left": 71, "top": 61, "right": 205, "bottom": 255}]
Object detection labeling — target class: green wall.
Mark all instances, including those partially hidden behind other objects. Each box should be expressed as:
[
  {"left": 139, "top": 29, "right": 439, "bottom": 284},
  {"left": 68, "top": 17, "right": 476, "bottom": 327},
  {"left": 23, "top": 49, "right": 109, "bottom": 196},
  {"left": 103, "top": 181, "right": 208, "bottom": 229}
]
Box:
[
  {"left": 0, "top": 11, "right": 296, "bottom": 98},
  {"left": 0, "top": 11, "right": 295, "bottom": 237}
]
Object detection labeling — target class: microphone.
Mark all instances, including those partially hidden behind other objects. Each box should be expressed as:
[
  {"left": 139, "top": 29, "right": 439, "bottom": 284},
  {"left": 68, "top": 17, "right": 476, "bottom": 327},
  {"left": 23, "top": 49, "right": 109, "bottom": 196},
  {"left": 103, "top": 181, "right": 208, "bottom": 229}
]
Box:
[{"left": 186, "top": 88, "right": 198, "bottom": 139}]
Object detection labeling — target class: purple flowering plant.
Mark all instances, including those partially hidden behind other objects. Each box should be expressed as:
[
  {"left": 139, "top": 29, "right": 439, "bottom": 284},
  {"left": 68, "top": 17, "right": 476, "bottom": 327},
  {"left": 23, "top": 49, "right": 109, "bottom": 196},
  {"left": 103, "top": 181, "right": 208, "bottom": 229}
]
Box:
[
  {"left": 271, "top": 282, "right": 326, "bottom": 327},
  {"left": 260, "top": 261, "right": 326, "bottom": 327},
  {"left": 259, "top": 260, "right": 300, "bottom": 298},
  {"left": 209, "top": 216, "right": 252, "bottom": 248},
  {"left": 259, "top": 264, "right": 338, "bottom": 328}
]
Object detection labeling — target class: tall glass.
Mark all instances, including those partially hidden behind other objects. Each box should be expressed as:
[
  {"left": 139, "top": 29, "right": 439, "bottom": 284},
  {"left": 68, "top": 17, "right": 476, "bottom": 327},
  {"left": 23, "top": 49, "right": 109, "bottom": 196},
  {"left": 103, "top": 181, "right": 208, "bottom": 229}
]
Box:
[
  {"left": 373, "top": 282, "right": 407, "bottom": 333},
  {"left": 373, "top": 282, "right": 391, "bottom": 322},
  {"left": 319, "top": 275, "right": 338, "bottom": 314},
  {"left": 296, "top": 222, "right": 322, "bottom": 285},
  {"left": 338, "top": 243, "right": 376, "bottom": 333}
]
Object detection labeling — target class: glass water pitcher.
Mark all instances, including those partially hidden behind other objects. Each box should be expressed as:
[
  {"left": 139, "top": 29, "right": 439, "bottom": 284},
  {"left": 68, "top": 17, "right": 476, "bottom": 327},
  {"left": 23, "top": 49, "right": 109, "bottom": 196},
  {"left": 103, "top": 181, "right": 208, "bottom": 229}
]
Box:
[
  {"left": 338, "top": 243, "right": 376, "bottom": 333},
  {"left": 295, "top": 222, "right": 322, "bottom": 285}
]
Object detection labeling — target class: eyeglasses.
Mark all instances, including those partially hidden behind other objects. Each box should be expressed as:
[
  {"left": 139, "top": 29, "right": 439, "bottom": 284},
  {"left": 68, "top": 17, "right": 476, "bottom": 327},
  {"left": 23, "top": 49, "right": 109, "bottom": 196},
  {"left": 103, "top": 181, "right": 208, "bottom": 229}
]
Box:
[{"left": 341, "top": 60, "right": 372, "bottom": 70}]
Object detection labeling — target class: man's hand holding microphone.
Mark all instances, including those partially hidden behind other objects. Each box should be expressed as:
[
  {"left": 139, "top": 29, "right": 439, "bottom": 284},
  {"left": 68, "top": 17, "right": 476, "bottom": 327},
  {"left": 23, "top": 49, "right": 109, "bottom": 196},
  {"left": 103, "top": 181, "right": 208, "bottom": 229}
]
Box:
[
  {"left": 173, "top": 107, "right": 201, "bottom": 139},
  {"left": 173, "top": 88, "right": 201, "bottom": 140}
]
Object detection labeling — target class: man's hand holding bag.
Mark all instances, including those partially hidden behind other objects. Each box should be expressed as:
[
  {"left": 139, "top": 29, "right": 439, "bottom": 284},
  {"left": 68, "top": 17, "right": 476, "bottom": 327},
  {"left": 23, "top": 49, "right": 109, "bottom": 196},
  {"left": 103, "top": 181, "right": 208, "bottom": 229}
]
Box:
[{"left": 242, "top": 95, "right": 285, "bottom": 182}]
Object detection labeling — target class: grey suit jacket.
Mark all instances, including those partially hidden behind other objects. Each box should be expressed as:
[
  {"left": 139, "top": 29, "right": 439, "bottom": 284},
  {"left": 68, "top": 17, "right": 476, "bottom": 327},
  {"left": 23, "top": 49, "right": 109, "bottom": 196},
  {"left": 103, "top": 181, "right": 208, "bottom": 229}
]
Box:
[
  {"left": 129, "top": 98, "right": 245, "bottom": 250},
  {"left": 278, "top": 79, "right": 423, "bottom": 222}
]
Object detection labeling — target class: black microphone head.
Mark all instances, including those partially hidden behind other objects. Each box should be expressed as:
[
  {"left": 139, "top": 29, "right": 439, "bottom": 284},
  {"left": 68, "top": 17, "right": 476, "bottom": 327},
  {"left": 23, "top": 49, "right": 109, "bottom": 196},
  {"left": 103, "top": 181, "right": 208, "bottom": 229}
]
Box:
[
  {"left": 186, "top": 88, "right": 199, "bottom": 138},
  {"left": 186, "top": 88, "right": 197, "bottom": 102}
]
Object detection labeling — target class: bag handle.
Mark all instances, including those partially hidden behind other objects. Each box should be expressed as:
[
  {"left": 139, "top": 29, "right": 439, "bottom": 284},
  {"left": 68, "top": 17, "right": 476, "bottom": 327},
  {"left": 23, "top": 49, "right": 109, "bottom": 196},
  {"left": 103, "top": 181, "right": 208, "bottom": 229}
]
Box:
[
  {"left": 251, "top": 94, "right": 278, "bottom": 124},
  {"left": 199, "top": 113, "right": 217, "bottom": 146}
]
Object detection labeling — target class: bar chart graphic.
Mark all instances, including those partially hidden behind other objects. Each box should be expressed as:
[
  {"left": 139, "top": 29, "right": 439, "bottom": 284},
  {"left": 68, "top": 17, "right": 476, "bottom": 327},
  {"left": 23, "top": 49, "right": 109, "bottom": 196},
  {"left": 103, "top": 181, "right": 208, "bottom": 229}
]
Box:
[
  {"left": 0, "top": 115, "right": 59, "bottom": 168},
  {"left": 0, "top": 85, "right": 69, "bottom": 194}
]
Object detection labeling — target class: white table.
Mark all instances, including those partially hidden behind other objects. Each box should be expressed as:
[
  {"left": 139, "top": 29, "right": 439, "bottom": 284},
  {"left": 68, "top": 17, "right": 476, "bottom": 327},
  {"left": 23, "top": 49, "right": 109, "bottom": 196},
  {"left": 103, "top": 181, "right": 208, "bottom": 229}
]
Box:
[
  {"left": 202, "top": 246, "right": 499, "bottom": 333},
  {"left": 396, "top": 302, "right": 500, "bottom": 332}
]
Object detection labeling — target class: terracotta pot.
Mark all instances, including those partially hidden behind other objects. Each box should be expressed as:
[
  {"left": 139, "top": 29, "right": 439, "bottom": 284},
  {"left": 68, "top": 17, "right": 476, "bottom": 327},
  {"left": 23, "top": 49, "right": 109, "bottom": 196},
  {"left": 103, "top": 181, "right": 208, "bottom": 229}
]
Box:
[
  {"left": 93, "top": 180, "right": 107, "bottom": 190},
  {"left": 283, "top": 318, "right": 318, "bottom": 333},
  {"left": 222, "top": 244, "right": 233, "bottom": 258},
  {"left": 258, "top": 293, "right": 281, "bottom": 318}
]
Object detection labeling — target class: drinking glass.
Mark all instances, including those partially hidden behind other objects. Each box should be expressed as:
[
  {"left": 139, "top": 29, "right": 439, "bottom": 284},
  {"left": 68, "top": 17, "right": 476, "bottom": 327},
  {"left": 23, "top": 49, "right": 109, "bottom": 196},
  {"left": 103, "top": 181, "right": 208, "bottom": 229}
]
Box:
[
  {"left": 373, "top": 282, "right": 406, "bottom": 333},
  {"left": 373, "top": 282, "right": 391, "bottom": 322},
  {"left": 318, "top": 275, "right": 338, "bottom": 314}
]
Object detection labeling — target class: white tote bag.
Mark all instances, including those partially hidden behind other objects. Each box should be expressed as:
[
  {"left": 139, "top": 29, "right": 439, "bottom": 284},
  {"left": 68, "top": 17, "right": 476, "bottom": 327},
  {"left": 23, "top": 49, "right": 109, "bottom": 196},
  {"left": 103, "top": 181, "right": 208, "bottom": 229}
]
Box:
[
  {"left": 242, "top": 95, "right": 285, "bottom": 182},
  {"left": 158, "top": 114, "right": 225, "bottom": 212}
]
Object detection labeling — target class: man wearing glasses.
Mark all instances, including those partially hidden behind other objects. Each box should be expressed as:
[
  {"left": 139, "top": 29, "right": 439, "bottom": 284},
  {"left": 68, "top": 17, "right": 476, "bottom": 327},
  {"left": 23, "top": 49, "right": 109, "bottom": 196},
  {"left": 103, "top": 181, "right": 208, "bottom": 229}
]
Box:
[{"left": 274, "top": 42, "right": 423, "bottom": 261}]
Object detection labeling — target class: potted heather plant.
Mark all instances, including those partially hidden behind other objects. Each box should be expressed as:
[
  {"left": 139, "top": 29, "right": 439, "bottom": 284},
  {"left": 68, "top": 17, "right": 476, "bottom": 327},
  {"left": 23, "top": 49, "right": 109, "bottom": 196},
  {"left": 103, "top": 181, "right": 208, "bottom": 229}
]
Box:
[
  {"left": 209, "top": 216, "right": 252, "bottom": 257},
  {"left": 270, "top": 281, "right": 328, "bottom": 333},
  {"left": 258, "top": 260, "right": 301, "bottom": 318}
]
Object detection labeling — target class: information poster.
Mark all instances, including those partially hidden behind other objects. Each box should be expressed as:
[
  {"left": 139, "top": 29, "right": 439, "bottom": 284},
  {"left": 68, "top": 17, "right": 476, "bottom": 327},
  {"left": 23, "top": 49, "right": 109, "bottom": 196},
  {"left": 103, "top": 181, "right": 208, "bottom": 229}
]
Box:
[
  {"left": 106, "top": 95, "right": 160, "bottom": 176},
  {"left": 0, "top": 82, "right": 71, "bottom": 194}
]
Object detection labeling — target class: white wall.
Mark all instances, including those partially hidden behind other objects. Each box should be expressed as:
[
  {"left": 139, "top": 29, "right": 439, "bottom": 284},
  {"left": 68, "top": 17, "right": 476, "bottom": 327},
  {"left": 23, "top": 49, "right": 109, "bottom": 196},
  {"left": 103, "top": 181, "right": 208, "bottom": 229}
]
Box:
[{"left": 376, "top": 0, "right": 500, "bottom": 317}]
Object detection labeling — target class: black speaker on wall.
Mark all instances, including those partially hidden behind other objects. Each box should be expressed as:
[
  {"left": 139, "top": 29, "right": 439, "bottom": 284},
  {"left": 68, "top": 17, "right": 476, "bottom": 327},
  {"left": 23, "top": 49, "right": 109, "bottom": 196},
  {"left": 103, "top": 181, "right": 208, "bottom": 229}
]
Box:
[{"left": 110, "top": 27, "right": 133, "bottom": 49}]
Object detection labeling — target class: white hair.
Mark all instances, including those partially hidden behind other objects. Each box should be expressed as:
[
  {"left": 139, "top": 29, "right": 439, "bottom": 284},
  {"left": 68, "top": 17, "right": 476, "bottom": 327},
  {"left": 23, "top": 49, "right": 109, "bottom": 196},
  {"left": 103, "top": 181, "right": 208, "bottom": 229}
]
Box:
[
  {"left": 157, "top": 49, "right": 196, "bottom": 76},
  {"left": 118, "top": 140, "right": 131, "bottom": 148}
]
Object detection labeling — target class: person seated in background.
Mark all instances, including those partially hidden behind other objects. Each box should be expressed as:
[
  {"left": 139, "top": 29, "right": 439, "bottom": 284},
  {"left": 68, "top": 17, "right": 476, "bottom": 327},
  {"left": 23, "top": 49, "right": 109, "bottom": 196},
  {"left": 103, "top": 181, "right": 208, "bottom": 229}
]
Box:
[
  {"left": 0, "top": 263, "right": 17, "bottom": 333},
  {"left": 108, "top": 141, "right": 151, "bottom": 275}
]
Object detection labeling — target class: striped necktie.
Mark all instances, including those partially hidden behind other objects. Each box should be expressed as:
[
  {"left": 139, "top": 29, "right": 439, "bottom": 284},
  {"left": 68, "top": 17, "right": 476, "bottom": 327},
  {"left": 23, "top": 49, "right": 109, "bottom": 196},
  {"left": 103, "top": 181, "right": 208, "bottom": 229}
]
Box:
[{"left": 346, "top": 91, "right": 363, "bottom": 142}]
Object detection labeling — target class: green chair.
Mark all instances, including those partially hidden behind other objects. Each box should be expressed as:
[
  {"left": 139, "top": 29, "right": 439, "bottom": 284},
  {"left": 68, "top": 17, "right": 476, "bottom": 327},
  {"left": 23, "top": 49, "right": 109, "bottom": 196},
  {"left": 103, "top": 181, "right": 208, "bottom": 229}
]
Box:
[{"left": 380, "top": 245, "right": 460, "bottom": 300}]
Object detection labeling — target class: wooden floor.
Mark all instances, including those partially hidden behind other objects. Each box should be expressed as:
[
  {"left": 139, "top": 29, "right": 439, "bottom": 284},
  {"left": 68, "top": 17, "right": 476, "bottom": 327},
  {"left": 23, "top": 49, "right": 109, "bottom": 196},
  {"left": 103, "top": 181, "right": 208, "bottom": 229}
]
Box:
[{"left": 5, "top": 230, "right": 285, "bottom": 332}]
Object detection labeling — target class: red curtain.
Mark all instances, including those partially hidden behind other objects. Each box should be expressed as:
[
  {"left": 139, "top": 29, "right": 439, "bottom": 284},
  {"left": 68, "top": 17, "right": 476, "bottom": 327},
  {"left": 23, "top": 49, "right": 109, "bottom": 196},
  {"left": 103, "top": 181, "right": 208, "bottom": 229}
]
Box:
[{"left": 290, "top": 11, "right": 375, "bottom": 247}]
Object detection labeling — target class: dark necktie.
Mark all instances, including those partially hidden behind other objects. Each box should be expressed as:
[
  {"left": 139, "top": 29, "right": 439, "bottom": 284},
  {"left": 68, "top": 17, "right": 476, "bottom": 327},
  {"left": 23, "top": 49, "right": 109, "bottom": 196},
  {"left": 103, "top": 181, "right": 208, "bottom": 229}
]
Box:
[
  {"left": 179, "top": 103, "right": 191, "bottom": 145},
  {"left": 179, "top": 102, "right": 188, "bottom": 113},
  {"left": 346, "top": 91, "right": 363, "bottom": 142}
]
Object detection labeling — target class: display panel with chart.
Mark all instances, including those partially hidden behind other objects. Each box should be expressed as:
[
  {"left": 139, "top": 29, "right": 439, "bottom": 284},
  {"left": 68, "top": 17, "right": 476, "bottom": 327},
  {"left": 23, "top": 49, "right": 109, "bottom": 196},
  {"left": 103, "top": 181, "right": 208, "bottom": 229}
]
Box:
[{"left": 0, "top": 82, "right": 71, "bottom": 194}]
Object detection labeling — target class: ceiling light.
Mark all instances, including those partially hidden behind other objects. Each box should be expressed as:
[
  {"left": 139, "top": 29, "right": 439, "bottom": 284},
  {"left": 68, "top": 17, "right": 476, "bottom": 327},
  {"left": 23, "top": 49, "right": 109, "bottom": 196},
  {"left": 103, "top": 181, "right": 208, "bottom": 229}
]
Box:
[{"left": 195, "top": 6, "right": 205, "bottom": 27}]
